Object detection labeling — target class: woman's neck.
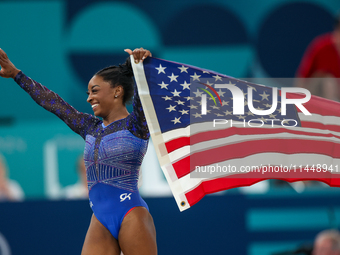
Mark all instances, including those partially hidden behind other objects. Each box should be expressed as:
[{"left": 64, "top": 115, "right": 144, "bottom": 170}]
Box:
[{"left": 103, "top": 106, "right": 129, "bottom": 126}]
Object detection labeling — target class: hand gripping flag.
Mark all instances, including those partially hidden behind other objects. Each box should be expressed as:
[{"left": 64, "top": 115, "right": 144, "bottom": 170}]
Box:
[{"left": 131, "top": 56, "right": 340, "bottom": 211}]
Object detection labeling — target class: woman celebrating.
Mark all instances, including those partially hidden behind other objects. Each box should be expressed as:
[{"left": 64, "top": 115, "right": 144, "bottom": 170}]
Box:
[{"left": 0, "top": 48, "right": 157, "bottom": 255}]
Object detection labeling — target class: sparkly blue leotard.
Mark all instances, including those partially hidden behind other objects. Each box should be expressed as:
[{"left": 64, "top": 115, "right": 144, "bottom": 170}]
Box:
[{"left": 14, "top": 71, "right": 150, "bottom": 240}]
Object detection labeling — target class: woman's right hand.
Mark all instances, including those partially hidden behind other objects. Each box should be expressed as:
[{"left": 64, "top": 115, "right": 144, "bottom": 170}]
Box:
[{"left": 0, "top": 48, "right": 20, "bottom": 79}]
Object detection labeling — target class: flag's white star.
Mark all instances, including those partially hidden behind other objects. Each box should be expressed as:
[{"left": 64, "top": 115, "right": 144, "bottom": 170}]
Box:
[
  {"left": 205, "top": 80, "right": 214, "bottom": 86},
  {"left": 162, "top": 96, "right": 172, "bottom": 101},
  {"left": 215, "top": 113, "right": 224, "bottom": 117},
  {"left": 227, "top": 81, "right": 236, "bottom": 86},
  {"left": 155, "top": 64, "right": 166, "bottom": 74},
  {"left": 166, "top": 105, "right": 176, "bottom": 112},
  {"left": 203, "top": 70, "right": 210, "bottom": 74},
  {"left": 180, "top": 81, "right": 191, "bottom": 90},
  {"left": 259, "top": 91, "right": 270, "bottom": 101},
  {"left": 192, "top": 112, "right": 202, "bottom": 118},
  {"left": 176, "top": 100, "right": 185, "bottom": 105},
  {"left": 237, "top": 115, "right": 246, "bottom": 120},
  {"left": 178, "top": 65, "right": 189, "bottom": 73},
  {"left": 168, "top": 73, "right": 179, "bottom": 82},
  {"left": 217, "top": 89, "right": 226, "bottom": 97},
  {"left": 247, "top": 111, "right": 254, "bottom": 116},
  {"left": 281, "top": 119, "right": 290, "bottom": 125},
  {"left": 268, "top": 113, "right": 277, "bottom": 119},
  {"left": 190, "top": 72, "right": 201, "bottom": 81},
  {"left": 264, "top": 103, "right": 272, "bottom": 108},
  {"left": 224, "top": 110, "right": 232, "bottom": 115},
  {"left": 193, "top": 89, "right": 203, "bottom": 97},
  {"left": 171, "top": 117, "right": 181, "bottom": 124},
  {"left": 179, "top": 109, "right": 189, "bottom": 115},
  {"left": 212, "top": 105, "right": 220, "bottom": 110},
  {"left": 259, "top": 117, "right": 268, "bottom": 123},
  {"left": 213, "top": 75, "right": 222, "bottom": 81},
  {"left": 171, "top": 89, "right": 181, "bottom": 97},
  {"left": 185, "top": 96, "right": 194, "bottom": 101},
  {"left": 158, "top": 81, "right": 169, "bottom": 89},
  {"left": 188, "top": 105, "right": 198, "bottom": 109},
  {"left": 222, "top": 100, "right": 229, "bottom": 106}
]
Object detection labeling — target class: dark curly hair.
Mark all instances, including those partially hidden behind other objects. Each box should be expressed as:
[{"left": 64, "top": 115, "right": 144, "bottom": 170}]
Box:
[{"left": 95, "top": 57, "right": 134, "bottom": 105}]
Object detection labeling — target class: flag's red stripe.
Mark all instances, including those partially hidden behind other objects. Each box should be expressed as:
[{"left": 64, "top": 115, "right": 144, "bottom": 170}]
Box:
[
  {"left": 166, "top": 137, "right": 190, "bottom": 153},
  {"left": 186, "top": 177, "right": 266, "bottom": 207},
  {"left": 184, "top": 173, "right": 340, "bottom": 207},
  {"left": 173, "top": 139, "right": 340, "bottom": 178},
  {"left": 165, "top": 124, "right": 340, "bottom": 154},
  {"left": 173, "top": 156, "right": 190, "bottom": 176}
]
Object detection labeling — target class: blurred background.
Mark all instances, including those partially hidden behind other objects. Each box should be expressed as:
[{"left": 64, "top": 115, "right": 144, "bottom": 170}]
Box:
[{"left": 1, "top": 0, "right": 340, "bottom": 254}]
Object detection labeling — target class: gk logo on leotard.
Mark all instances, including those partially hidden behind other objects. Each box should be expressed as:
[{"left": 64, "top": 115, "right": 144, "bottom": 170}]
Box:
[{"left": 120, "top": 193, "right": 132, "bottom": 202}]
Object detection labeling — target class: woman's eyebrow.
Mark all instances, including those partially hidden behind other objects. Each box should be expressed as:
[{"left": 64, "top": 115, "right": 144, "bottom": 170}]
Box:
[{"left": 87, "top": 85, "right": 100, "bottom": 94}]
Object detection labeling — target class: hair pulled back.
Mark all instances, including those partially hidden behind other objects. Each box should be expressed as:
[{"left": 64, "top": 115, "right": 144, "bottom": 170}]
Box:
[{"left": 95, "top": 57, "right": 134, "bottom": 105}]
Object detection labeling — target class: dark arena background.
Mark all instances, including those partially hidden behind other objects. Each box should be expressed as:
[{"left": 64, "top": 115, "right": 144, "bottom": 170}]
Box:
[{"left": 1, "top": 0, "right": 340, "bottom": 254}]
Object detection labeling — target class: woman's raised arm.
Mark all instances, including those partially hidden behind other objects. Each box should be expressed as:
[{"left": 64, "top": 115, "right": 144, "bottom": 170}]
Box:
[{"left": 0, "top": 48, "right": 98, "bottom": 139}]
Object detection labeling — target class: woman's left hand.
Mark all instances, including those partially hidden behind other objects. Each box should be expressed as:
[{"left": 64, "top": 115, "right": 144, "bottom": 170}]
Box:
[
  {"left": 124, "top": 48, "right": 152, "bottom": 64},
  {"left": 0, "top": 48, "right": 20, "bottom": 79}
]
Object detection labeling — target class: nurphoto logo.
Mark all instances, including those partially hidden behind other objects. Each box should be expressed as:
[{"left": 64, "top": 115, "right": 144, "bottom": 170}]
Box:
[
  {"left": 200, "top": 84, "right": 311, "bottom": 116},
  {"left": 194, "top": 79, "right": 312, "bottom": 128}
]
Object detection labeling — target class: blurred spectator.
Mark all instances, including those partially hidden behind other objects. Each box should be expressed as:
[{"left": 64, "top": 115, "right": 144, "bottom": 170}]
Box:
[
  {"left": 62, "top": 155, "right": 88, "bottom": 199},
  {"left": 271, "top": 179, "right": 327, "bottom": 192},
  {"left": 238, "top": 180, "right": 270, "bottom": 194},
  {"left": 313, "top": 229, "right": 340, "bottom": 255},
  {"left": 0, "top": 154, "right": 24, "bottom": 201},
  {"left": 296, "top": 14, "right": 340, "bottom": 101}
]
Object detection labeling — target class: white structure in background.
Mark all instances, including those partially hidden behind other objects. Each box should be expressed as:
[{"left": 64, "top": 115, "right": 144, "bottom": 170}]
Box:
[
  {"left": 0, "top": 232, "right": 11, "bottom": 255},
  {"left": 43, "top": 134, "right": 84, "bottom": 199},
  {"left": 139, "top": 140, "right": 172, "bottom": 197}
]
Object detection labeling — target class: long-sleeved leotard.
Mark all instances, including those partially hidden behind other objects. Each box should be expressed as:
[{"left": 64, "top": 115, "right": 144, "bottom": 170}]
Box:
[{"left": 15, "top": 71, "right": 150, "bottom": 239}]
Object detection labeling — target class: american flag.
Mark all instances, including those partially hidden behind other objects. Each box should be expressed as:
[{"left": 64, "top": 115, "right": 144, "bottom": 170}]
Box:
[{"left": 131, "top": 56, "right": 340, "bottom": 211}]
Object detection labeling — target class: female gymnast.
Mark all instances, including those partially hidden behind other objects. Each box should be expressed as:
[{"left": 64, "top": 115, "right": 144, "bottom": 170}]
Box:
[{"left": 0, "top": 47, "right": 157, "bottom": 255}]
